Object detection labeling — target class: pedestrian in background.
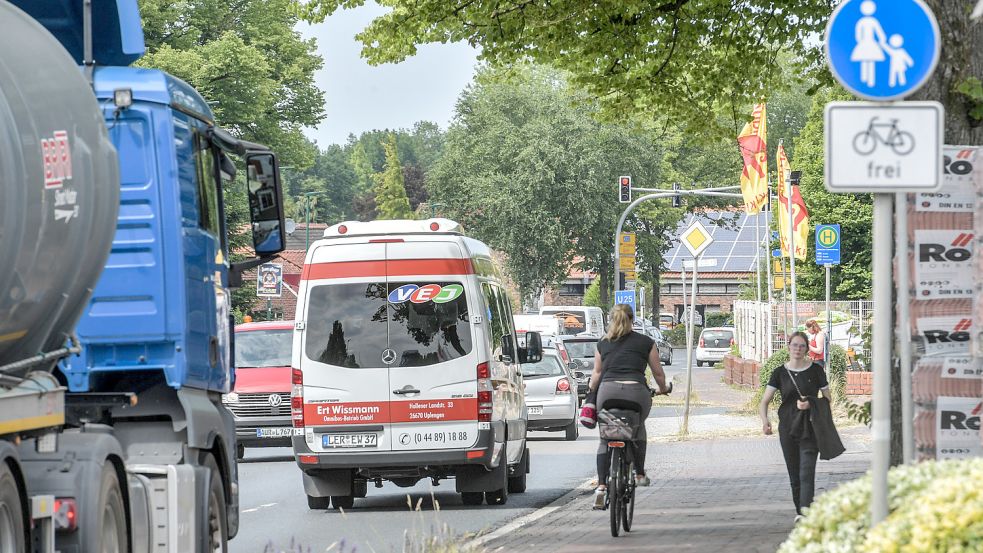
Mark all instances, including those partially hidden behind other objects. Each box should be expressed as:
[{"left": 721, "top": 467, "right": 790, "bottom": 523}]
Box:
[
  {"left": 805, "top": 320, "right": 827, "bottom": 367},
  {"left": 759, "top": 331, "right": 830, "bottom": 521}
]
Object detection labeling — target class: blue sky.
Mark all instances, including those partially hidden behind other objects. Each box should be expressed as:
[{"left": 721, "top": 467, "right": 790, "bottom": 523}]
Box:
[{"left": 297, "top": 3, "right": 480, "bottom": 147}]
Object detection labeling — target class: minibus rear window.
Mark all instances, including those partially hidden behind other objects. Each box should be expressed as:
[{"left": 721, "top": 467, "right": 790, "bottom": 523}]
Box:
[
  {"left": 388, "top": 281, "right": 473, "bottom": 367},
  {"left": 305, "top": 283, "right": 389, "bottom": 368}
]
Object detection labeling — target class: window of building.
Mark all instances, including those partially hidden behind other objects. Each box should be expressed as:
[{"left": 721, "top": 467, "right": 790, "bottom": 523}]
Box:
[{"left": 558, "top": 282, "right": 586, "bottom": 296}]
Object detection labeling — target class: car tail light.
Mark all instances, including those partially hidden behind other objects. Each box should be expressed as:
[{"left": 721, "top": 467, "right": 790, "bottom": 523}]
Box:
[
  {"left": 291, "top": 368, "right": 304, "bottom": 427},
  {"left": 699, "top": 338, "right": 705, "bottom": 348},
  {"left": 430, "top": 222, "right": 440, "bottom": 231},
  {"left": 558, "top": 347, "right": 569, "bottom": 362},
  {"left": 477, "top": 362, "right": 493, "bottom": 422},
  {"left": 54, "top": 498, "right": 77, "bottom": 532},
  {"left": 299, "top": 455, "right": 318, "bottom": 464},
  {"left": 337, "top": 224, "right": 348, "bottom": 234},
  {"left": 556, "top": 378, "right": 571, "bottom": 394},
  {"left": 466, "top": 449, "right": 485, "bottom": 459}
]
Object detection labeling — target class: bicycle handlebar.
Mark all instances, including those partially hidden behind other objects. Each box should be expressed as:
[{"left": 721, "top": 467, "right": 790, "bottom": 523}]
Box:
[{"left": 650, "top": 382, "right": 673, "bottom": 397}]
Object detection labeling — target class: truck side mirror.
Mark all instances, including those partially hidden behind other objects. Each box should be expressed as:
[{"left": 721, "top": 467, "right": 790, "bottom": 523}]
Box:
[
  {"left": 245, "top": 152, "right": 286, "bottom": 256},
  {"left": 520, "top": 331, "right": 543, "bottom": 364}
]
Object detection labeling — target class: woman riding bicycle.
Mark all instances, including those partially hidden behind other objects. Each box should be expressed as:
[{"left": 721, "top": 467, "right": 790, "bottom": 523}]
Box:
[{"left": 589, "top": 304, "right": 669, "bottom": 509}]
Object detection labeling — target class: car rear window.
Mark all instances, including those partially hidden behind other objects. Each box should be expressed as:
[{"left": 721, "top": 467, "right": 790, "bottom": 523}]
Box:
[
  {"left": 563, "top": 340, "right": 598, "bottom": 358},
  {"left": 541, "top": 309, "right": 587, "bottom": 336},
  {"left": 235, "top": 329, "right": 292, "bottom": 368},
  {"left": 702, "top": 330, "right": 734, "bottom": 346},
  {"left": 304, "top": 281, "right": 473, "bottom": 368},
  {"left": 521, "top": 355, "right": 566, "bottom": 378}
]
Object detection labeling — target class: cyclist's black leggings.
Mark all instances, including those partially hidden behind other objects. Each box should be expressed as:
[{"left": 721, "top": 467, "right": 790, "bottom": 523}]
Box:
[{"left": 596, "top": 381, "right": 651, "bottom": 485}]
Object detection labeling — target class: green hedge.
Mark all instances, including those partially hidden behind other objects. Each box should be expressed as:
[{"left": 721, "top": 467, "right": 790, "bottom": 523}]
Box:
[
  {"left": 665, "top": 324, "right": 701, "bottom": 348},
  {"left": 704, "top": 312, "right": 733, "bottom": 328},
  {"left": 780, "top": 458, "right": 983, "bottom": 552},
  {"left": 754, "top": 345, "right": 851, "bottom": 413}
]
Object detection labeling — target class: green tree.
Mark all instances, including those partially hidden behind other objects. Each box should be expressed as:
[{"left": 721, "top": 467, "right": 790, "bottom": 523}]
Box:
[{"left": 373, "top": 135, "right": 414, "bottom": 219}]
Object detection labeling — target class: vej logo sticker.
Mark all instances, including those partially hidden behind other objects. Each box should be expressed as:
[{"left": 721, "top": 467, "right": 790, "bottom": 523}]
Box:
[{"left": 387, "top": 284, "right": 463, "bottom": 304}]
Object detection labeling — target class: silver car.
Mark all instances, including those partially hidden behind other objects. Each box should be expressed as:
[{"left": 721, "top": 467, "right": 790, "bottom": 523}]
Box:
[{"left": 522, "top": 352, "right": 579, "bottom": 440}]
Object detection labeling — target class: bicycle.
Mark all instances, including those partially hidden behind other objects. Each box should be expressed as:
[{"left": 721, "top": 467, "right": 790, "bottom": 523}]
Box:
[
  {"left": 597, "top": 382, "right": 672, "bottom": 537},
  {"left": 852, "top": 117, "right": 915, "bottom": 156}
]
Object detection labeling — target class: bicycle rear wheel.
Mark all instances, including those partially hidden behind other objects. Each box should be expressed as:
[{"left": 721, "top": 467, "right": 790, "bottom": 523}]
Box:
[
  {"left": 609, "top": 448, "right": 623, "bottom": 537},
  {"left": 622, "top": 459, "right": 635, "bottom": 532}
]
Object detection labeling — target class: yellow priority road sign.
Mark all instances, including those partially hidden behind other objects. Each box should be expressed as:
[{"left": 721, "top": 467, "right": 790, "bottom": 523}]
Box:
[{"left": 680, "top": 220, "right": 714, "bottom": 258}]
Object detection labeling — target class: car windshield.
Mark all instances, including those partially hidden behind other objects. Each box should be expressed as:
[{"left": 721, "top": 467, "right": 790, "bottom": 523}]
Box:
[
  {"left": 521, "top": 355, "right": 565, "bottom": 378},
  {"left": 563, "top": 340, "right": 597, "bottom": 358},
  {"left": 235, "top": 329, "right": 292, "bottom": 368}
]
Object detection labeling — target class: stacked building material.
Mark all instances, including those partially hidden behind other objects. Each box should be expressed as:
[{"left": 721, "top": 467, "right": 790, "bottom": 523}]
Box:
[{"left": 907, "top": 146, "right": 981, "bottom": 461}]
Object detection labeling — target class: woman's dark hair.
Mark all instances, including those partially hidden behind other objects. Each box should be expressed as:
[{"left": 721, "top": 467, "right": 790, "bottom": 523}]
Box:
[{"left": 788, "top": 331, "right": 810, "bottom": 348}]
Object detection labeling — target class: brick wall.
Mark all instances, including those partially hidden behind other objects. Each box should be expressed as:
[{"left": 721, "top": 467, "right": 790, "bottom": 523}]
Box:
[
  {"left": 542, "top": 290, "right": 587, "bottom": 307},
  {"left": 845, "top": 371, "right": 873, "bottom": 395},
  {"left": 659, "top": 295, "right": 735, "bottom": 314},
  {"left": 723, "top": 355, "right": 873, "bottom": 396}
]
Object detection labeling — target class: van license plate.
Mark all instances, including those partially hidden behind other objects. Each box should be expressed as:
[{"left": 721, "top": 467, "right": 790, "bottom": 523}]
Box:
[
  {"left": 256, "top": 427, "right": 294, "bottom": 438},
  {"left": 527, "top": 406, "right": 544, "bottom": 415},
  {"left": 322, "top": 433, "right": 378, "bottom": 448}
]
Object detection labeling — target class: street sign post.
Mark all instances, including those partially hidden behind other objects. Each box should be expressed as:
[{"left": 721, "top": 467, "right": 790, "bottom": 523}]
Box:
[
  {"left": 825, "top": 0, "right": 943, "bottom": 525},
  {"left": 825, "top": 102, "right": 943, "bottom": 193},
  {"left": 614, "top": 290, "right": 636, "bottom": 314}
]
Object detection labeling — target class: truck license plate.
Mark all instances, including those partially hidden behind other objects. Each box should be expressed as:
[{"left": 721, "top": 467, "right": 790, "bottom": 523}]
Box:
[
  {"left": 256, "top": 427, "right": 294, "bottom": 438},
  {"left": 322, "top": 433, "right": 378, "bottom": 448},
  {"left": 527, "top": 406, "right": 544, "bottom": 415}
]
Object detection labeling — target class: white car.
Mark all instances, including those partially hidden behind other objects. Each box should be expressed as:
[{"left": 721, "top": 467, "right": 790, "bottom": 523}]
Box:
[
  {"left": 695, "top": 327, "right": 735, "bottom": 367},
  {"left": 291, "top": 219, "right": 541, "bottom": 508},
  {"left": 522, "top": 353, "right": 579, "bottom": 440}
]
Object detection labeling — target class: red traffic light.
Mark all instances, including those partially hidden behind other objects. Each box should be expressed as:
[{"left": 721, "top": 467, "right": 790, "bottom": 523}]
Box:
[{"left": 620, "top": 177, "right": 630, "bottom": 185}]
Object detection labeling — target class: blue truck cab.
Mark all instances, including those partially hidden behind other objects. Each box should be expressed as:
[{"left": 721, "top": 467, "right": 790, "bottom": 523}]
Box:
[{"left": 8, "top": 1, "right": 287, "bottom": 550}]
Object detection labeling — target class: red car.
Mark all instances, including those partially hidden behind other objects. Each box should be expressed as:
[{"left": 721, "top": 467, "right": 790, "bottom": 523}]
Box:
[{"left": 223, "top": 320, "right": 295, "bottom": 459}]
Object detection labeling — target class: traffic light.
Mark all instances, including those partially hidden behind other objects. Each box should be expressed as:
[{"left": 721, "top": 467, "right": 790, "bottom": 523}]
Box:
[
  {"left": 619, "top": 176, "right": 631, "bottom": 203},
  {"left": 672, "top": 182, "right": 682, "bottom": 208}
]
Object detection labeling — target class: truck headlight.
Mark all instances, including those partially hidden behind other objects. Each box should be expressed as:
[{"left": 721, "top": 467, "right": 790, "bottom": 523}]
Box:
[{"left": 222, "top": 392, "right": 239, "bottom": 404}]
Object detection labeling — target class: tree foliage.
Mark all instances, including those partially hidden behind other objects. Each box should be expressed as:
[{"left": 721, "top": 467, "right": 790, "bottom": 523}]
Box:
[
  {"left": 373, "top": 134, "right": 415, "bottom": 219},
  {"left": 296, "top": 0, "right": 835, "bottom": 138}
]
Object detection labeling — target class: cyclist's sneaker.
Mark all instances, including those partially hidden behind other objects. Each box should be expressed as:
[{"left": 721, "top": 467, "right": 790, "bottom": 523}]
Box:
[
  {"left": 635, "top": 474, "right": 651, "bottom": 487},
  {"left": 592, "top": 488, "right": 606, "bottom": 510}
]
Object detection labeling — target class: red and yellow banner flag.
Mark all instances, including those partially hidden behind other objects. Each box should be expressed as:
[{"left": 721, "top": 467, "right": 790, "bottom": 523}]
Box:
[
  {"left": 776, "top": 143, "right": 809, "bottom": 261},
  {"left": 738, "top": 104, "right": 769, "bottom": 214}
]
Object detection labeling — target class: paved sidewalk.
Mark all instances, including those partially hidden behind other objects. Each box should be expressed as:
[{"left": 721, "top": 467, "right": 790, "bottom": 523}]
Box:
[{"left": 480, "top": 366, "right": 871, "bottom": 552}]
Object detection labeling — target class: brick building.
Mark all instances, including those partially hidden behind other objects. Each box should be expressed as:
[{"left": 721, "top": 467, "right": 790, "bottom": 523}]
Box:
[
  {"left": 243, "top": 223, "right": 327, "bottom": 321},
  {"left": 540, "top": 259, "right": 597, "bottom": 308}
]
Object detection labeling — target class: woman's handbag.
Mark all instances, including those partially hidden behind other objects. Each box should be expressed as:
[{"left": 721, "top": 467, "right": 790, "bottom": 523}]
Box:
[{"left": 785, "top": 366, "right": 845, "bottom": 460}]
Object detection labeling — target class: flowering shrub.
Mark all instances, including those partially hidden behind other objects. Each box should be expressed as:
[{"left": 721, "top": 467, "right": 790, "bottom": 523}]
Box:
[{"left": 780, "top": 459, "right": 983, "bottom": 553}]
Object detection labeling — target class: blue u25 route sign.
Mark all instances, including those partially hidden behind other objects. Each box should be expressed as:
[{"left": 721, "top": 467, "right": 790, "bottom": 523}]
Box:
[
  {"left": 815, "top": 224, "right": 842, "bottom": 266},
  {"left": 614, "top": 290, "right": 636, "bottom": 314},
  {"left": 825, "top": 0, "right": 940, "bottom": 101}
]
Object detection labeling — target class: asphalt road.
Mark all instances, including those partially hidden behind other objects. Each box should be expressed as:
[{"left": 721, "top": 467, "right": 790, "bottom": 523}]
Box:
[{"left": 230, "top": 350, "right": 692, "bottom": 553}]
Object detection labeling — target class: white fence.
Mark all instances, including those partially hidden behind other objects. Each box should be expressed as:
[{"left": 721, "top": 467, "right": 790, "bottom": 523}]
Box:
[{"left": 734, "top": 299, "right": 875, "bottom": 363}]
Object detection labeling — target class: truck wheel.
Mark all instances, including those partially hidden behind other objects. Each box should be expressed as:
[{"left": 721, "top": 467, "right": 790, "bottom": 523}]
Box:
[
  {"left": 96, "top": 463, "right": 128, "bottom": 553},
  {"left": 203, "top": 453, "right": 228, "bottom": 553},
  {"left": 307, "top": 495, "right": 331, "bottom": 509},
  {"left": 564, "top": 419, "right": 579, "bottom": 441},
  {"left": 0, "top": 463, "right": 26, "bottom": 553},
  {"left": 485, "top": 486, "right": 508, "bottom": 505},
  {"left": 460, "top": 492, "right": 483, "bottom": 506},
  {"left": 507, "top": 448, "right": 528, "bottom": 494},
  {"left": 331, "top": 495, "right": 354, "bottom": 510}
]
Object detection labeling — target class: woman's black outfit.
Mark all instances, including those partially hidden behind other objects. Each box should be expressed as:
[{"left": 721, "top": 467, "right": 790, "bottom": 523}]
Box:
[
  {"left": 595, "top": 331, "right": 654, "bottom": 484},
  {"left": 767, "top": 362, "right": 828, "bottom": 515}
]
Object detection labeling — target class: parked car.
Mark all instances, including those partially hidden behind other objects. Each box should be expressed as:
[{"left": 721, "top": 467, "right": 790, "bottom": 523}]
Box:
[
  {"left": 555, "top": 335, "right": 600, "bottom": 399},
  {"left": 695, "top": 327, "right": 736, "bottom": 367},
  {"left": 636, "top": 325, "right": 673, "bottom": 366},
  {"left": 522, "top": 352, "right": 579, "bottom": 440},
  {"left": 659, "top": 312, "right": 676, "bottom": 330},
  {"left": 224, "top": 320, "right": 296, "bottom": 459}
]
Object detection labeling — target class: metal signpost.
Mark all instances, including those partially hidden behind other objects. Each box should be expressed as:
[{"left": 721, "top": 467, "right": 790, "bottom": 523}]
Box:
[
  {"left": 815, "top": 224, "right": 842, "bottom": 367},
  {"left": 824, "top": 0, "right": 942, "bottom": 524},
  {"left": 679, "top": 221, "right": 714, "bottom": 435}
]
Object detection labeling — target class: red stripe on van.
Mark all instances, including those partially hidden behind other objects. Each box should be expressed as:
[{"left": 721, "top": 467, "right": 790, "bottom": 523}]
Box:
[
  {"left": 302, "top": 258, "right": 474, "bottom": 280},
  {"left": 390, "top": 398, "right": 478, "bottom": 423}
]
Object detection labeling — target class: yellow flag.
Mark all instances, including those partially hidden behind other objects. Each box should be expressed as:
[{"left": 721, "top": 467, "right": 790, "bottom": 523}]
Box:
[
  {"left": 738, "top": 104, "right": 768, "bottom": 214},
  {"left": 775, "top": 144, "right": 809, "bottom": 261}
]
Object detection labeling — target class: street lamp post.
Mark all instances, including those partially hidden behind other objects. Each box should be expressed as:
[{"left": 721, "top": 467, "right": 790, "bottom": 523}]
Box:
[
  {"left": 304, "top": 191, "right": 327, "bottom": 251},
  {"left": 428, "top": 202, "right": 445, "bottom": 219}
]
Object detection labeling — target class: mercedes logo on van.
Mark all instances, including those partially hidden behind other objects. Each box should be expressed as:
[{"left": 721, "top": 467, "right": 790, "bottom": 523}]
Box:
[
  {"left": 382, "top": 348, "right": 397, "bottom": 365},
  {"left": 268, "top": 394, "right": 283, "bottom": 407}
]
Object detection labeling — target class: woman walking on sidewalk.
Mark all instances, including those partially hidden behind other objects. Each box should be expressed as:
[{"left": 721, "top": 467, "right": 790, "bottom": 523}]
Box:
[
  {"left": 805, "top": 320, "right": 827, "bottom": 367},
  {"left": 759, "top": 331, "right": 830, "bottom": 519},
  {"left": 587, "top": 304, "right": 669, "bottom": 509}
]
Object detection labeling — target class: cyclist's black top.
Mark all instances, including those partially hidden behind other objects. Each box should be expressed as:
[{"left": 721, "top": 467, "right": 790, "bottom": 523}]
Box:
[
  {"left": 597, "top": 331, "right": 654, "bottom": 385},
  {"left": 766, "top": 362, "right": 828, "bottom": 436}
]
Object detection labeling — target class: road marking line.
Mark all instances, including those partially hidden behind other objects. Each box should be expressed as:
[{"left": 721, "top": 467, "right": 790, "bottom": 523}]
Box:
[
  {"left": 465, "top": 477, "right": 594, "bottom": 549},
  {"left": 241, "top": 502, "right": 278, "bottom": 514}
]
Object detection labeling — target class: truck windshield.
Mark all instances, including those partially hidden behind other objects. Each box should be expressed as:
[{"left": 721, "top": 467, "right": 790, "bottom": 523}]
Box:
[
  {"left": 541, "top": 309, "right": 587, "bottom": 335},
  {"left": 235, "top": 329, "right": 292, "bottom": 368}
]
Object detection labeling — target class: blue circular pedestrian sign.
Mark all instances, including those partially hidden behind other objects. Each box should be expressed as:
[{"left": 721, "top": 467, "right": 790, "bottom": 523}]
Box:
[{"left": 825, "top": 0, "right": 940, "bottom": 101}]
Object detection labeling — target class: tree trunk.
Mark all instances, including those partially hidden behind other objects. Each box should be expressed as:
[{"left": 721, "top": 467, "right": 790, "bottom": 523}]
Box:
[{"left": 914, "top": 1, "right": 983, "bottom": 144}]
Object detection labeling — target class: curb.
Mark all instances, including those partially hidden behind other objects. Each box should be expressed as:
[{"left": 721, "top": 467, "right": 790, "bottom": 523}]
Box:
[{"left": 464, "top": 477, "right": 595, "bottom": 550}]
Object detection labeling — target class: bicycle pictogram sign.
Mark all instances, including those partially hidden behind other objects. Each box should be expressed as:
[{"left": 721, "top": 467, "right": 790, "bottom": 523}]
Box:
[{"left": 852, "top": 117, "right": 915, "bottom": 156}]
